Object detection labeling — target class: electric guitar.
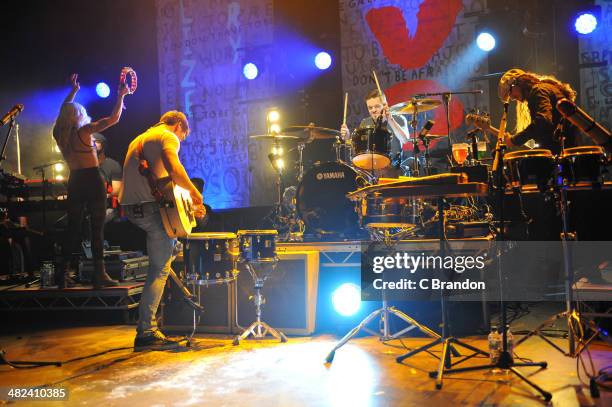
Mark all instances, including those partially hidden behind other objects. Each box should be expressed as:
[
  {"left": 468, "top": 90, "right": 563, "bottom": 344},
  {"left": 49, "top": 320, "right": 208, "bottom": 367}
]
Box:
[{"left": 465, "top": 113, "right": 536, "bottom": 149}]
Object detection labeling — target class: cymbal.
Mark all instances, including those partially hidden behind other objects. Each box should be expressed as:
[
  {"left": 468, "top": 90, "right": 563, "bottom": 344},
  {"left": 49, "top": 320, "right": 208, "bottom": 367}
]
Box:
[
  {"left": 389, "top": 98, "right": 441, "bottom": 114},
  {"left": 282, "top": 125, "right": 340, "bottom": 140},
  {"left": 249, "top": 134, "right": 306, "bottom": 141}
]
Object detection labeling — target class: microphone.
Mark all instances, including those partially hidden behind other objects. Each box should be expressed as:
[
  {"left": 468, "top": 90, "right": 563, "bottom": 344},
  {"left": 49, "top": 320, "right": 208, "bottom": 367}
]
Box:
[
  {"left": 466, "top": 128, "right": 480, "bottom": 138},
  {"left": 0, "top": 104, "right": 24, "bottom": 126},
  {"left": 556, "top": 99, "right": 611, "bottom": 147},
  {"left": 418, "top": 120, "right": 435, "bottom": 140}
]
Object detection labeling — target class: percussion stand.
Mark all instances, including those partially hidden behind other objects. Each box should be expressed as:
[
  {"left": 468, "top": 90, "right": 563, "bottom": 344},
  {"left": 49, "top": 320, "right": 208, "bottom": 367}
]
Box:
[
  {"left": 513, "top": 165, "right": 600, "bottom": 358},
  {"left": 395, "top": 195, "right": 492, "bottom": 389},
  {"left": 410, "top": 101, "right": 421, "bottom": 177},
  {"left": 233, "top": 260, "right": 288, "bottom": 345},
  {"left": 325, "top": 226, "right": 442, "bottom": 364},
  {"left": 397, "top": 117, "right": 551, "bottom": 400}
]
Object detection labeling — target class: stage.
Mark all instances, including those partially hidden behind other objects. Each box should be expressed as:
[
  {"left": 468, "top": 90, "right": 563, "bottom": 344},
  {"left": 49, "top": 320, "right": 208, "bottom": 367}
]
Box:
[{"left": 1, "top": 302, "right": 610, "bottom": 406}]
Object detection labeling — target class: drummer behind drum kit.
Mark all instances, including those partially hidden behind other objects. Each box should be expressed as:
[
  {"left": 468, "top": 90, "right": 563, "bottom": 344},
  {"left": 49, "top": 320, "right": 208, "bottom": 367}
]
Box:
[{"left": 248, "top": 96, "right": 452, "bottom": 239}]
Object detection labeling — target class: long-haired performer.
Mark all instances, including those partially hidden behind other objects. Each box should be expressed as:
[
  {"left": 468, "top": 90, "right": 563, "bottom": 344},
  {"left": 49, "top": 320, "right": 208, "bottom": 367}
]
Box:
[
  {"left": 498, "top": 68, "right": 581, "bottom": 154},
  {"left": 52, "top": 74, "right": 129, "bottom": 288}
]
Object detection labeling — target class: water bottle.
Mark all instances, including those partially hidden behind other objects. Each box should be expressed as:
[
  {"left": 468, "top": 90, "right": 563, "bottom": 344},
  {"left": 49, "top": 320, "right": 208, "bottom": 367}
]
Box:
[
  {"left": 40, "top": 261, "right": 55, "bottom": 288},
  {"left": 488, "top": 325, "right": 500, "bottom": 365}
]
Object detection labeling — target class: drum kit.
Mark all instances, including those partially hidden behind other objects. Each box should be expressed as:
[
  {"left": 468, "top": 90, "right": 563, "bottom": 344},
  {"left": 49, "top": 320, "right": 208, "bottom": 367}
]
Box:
[
  {"left": 248, "top": 96, "right": 452, "bottom": 239},
  {"left": 179, "top": 229, "right": 287, "bottom": 344}
]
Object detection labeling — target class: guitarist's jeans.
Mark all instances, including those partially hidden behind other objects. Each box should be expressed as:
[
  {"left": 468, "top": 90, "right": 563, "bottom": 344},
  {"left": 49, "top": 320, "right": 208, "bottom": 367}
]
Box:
[{"left": 124, "top": 202, "right": 175, "bottom": 336}]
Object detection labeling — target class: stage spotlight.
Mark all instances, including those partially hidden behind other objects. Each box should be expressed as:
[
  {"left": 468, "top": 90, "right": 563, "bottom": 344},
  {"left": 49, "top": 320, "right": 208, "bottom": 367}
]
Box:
[
  {"left": 574, "top": 12, "right": 598, "bottom": 35},
  {"left": 315, "top": 51, "right": 332, "bottom": 70},
  {"left": 243, "top": 62, "right": 258, "bottom": 80},
  {"left": 270, "top": 124, "right": 281, "bottom": 134},
  {"left": 95, "top": 82, "right": 110, "bottom": 98},
  {"left": 476, "top": 32, "right": 496, "bottom": 52},
  {"left": 332, "top": 283, "right": 361, "bottom": 317},
  {"left": 54, "top": 163, "right": 64, "bottom": 172},
  {"left": 267, "top": 110, "right": 280, "bottom": 123}
]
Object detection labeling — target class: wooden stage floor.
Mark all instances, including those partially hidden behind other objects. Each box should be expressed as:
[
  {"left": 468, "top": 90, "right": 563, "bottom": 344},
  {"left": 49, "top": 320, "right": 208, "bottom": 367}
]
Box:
[{"left": 1, "top": 323, "right": 610, "bottom": 406}]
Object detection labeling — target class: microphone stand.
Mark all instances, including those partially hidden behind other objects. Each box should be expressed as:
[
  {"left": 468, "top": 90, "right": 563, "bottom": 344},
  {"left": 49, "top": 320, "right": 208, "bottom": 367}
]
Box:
[
  {"left": 437, "top": 103, "right": 552, "bottom": 401},
  {"left": 410, "top": 100, "right": 420, "bottom": 177},
  {"left": 414, "top": 90, "right": 483, "bottom": 170}
]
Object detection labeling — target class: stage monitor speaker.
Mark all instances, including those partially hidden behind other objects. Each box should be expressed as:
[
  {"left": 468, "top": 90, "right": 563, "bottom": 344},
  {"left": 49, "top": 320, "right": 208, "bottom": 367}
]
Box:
[{"left": 161, "top": 274, "right": 237, "bottom": 334}]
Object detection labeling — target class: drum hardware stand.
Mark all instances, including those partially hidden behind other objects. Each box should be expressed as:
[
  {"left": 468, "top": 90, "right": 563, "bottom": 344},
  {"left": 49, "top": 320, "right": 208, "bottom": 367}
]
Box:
[
  {"left": 232, "top": 257, "right": 287, "bottom": 346},
  {"left": 398, "top": 106, "right": 551, "bottom": 399},
  {"left": 514, "top": 163, "right": 600, "bottom": 358},
  {"left": 233, "top": 260, "right": 287, "bottom": 345},
  {"left": 325, "top": 226, "right": 442, "bottom": 364},
  {"left": 261, "top": 142, "right": 285, "bottom": 229}
]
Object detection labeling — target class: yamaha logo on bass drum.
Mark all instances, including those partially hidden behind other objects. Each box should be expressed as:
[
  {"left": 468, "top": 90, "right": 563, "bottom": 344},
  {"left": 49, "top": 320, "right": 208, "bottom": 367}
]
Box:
[{"left": 315, "top": 171, "right": 346, "bottom": 181}]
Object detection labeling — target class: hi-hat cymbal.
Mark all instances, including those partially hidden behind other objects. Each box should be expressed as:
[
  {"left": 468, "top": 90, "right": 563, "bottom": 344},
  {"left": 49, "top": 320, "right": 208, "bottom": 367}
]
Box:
[
  {"left": 389, "top": 98, "right": 442, "bottom": 114},
  {"left": 282, "top": 125, "right": 340, "bottom": 140},
  {"left": 249, "top": 134, "right": 306, "bottom": 141}
]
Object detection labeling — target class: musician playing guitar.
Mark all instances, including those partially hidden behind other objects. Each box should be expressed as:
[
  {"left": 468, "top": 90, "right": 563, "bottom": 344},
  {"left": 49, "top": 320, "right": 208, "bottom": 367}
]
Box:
[{"left": 120, "top": 111, "right": 205, "bottom": 351}]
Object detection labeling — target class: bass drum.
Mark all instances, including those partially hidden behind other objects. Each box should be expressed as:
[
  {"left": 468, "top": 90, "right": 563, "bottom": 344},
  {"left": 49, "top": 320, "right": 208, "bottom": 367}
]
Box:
[{"left": 296, "top": 162, "right": 365, "bottom": 235}]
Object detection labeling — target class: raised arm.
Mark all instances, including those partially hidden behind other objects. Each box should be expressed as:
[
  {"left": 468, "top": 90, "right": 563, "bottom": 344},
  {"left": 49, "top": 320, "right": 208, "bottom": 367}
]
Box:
[
  {"left": 81, "top": 83, "right": 129, "bottom": 135},
  {"left": 63, "top": 74, "right": 80, "bottom": 104},
  {"left": 384, "top": 104, "right": 410, "bottom": 145}
]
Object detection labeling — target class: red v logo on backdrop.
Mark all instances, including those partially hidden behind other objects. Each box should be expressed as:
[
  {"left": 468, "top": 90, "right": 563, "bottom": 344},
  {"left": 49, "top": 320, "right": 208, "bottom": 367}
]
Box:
[
  {"left": 365, "top": 0, "right": 466, "bottom": 133},
  {"left": 365, "top": 0, "right": 463, "bottom": 70}
]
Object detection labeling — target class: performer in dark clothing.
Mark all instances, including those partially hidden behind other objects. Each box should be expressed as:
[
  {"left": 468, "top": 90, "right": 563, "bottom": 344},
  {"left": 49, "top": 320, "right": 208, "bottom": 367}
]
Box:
[
  {"left": 498, "top": 68, "right": 580, "bottom": 154},
  {"left": 93, "top": 133, "right": 123, "bottom": 223}
]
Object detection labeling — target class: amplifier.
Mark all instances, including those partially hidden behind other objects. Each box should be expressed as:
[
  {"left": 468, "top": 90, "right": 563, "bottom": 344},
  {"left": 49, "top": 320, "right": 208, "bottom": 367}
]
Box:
[{"left": 161, "top": 250, "right": 319, "bottom": 336}]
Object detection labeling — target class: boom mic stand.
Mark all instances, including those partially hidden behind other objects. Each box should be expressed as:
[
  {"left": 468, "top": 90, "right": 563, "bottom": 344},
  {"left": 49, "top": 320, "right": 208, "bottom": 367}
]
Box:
[
  {"left": 413, "top": 90, "right": 484, "bottom": 170},
  {"left": 430, "top": 103, "right": 551, "bottom": 400}
]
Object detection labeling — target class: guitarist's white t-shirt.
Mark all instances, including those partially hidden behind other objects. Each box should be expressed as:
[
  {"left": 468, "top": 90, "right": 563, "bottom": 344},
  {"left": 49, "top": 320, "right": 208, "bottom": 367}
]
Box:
[{"left": 119, "top": 126, "right": 180, "bottom": 205}]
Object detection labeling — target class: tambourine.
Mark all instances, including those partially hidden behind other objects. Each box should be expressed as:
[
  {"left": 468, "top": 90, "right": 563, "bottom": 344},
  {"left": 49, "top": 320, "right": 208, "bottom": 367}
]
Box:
[{"left": 119, "top": 67, "right": 137, "bottom": 94}]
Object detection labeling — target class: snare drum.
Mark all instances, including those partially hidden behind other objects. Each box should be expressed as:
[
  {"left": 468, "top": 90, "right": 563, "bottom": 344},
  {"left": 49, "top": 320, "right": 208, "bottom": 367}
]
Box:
[
  {"left": 361, "top": 194, "right": 416, "bottom": 229},
  {"left": 505, "top": 149, "right": 554, "bottom": 190},
  {"left": 186, "top": 232, "right": 237, "bottom": 284},
  {"left": 560, "top": 146, "right": 605, "bottom": 185},
  {"left": 237, "top": 230, "right": 278, "bottom": 263},
  {"left": 351, "top": 126, "right": 391, "bottom": 170}
]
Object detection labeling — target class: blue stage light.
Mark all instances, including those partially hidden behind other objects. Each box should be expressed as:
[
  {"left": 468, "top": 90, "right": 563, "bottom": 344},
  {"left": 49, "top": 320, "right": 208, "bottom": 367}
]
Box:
[
  {"left": 332, "top": 283, "right": 361, "bottom": 317},
  {"left": 315, "top": 51, "right": 332, "bottom": 70},
  {"left": 574, "top": 13, "right": 598, "bottom": 35},
  {"left": 243, "top": 63, "right": 258, "bottom": 80},
  {"left": 95, "top": 82, "right": 110, "bottom": 98},
  {"left": 476, "top": 32, "right": 496, "bottom": 52}
]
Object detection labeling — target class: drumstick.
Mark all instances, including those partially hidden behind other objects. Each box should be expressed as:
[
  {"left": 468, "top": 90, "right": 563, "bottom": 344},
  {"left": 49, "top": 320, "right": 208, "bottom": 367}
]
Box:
[
  {"left": 372, "top": 70, "right": 384, "bottom": 102},
  {"left": 342, "top": 92, "right": 348, "bottom": 125}
]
